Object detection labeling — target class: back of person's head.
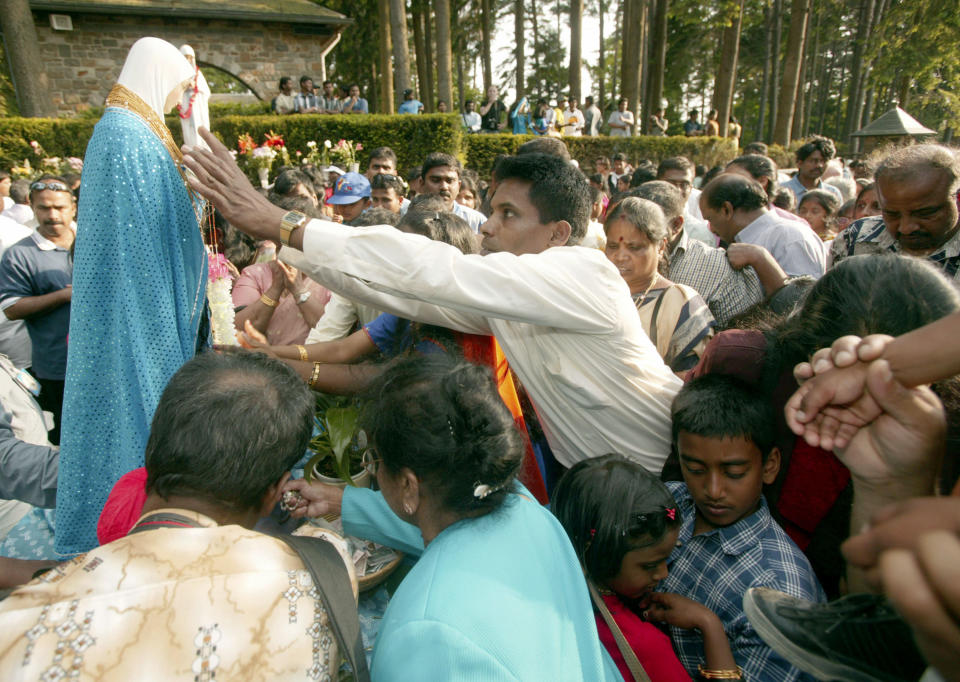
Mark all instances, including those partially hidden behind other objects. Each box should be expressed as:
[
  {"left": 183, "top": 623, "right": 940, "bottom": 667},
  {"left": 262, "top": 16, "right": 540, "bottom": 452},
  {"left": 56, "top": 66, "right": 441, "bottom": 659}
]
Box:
[
  {"left": 796, "top": 135, "right": 836, "bottom": 162},
  {"left": 407, "top": 193, "right": 449, "bottom": 213},
  {"left": 145, "top": 350, "right": 314, "bottom": 513},
  {"left": 629, "top": 181, "right": 685, "bottom": 222},
  {"left": 552, "top": 454, "right": 681, "bottom": 583},
  {"left": 492, "top": 153, "right": 591, "bottom": 244},
  {"left": 348, "top": 206, "right": 401, "bottom": 228},
  {"left": 630, "top": 162, "right": 657, "bottom": 187},
  {"left": 824, "top": 176, "right": 857, "bottom": 202},
  {"left": 604, "top": 196, "right": 668, "bottom": 243},
  {"left": 875, "top": 144, "right": 960, "bottom": 194},
  {"left": 362, "top": 354, "right": 522, "bottom": 515},
  {"left": 516, "top": 137, "right": 572, "bottom": 161},
  {"left": 218, "top": 210, "right": 258, "bottom": 271},
  {"left": 9, "top": 179, "right": 31, "bottom": 205},
  {"left": 701, "top": 173, "right": 768, "bottom": 212},
  {"left": 727, "top": 154, "right": 779, "bottom": 201},
  {"left": 398, "top": 209, "right": 477, "bottom": 254},
  {"left": 743, "top": 141, "right": 768, "bottom": 156},
  {"left": 657, "top": 156, "right": 694, "bottom": 179},
  {"left": 671, "top": 374, "right": 776, "bottom": 457},
  {"left": 273, "top": 195, "right": 321, "bottom": 217},
  {"left": 421, "top": 152, "right": 461, "bottom": 180},
  {"left": 772, "top": 187, "right": 795, "bottom": 212},
  {"left": 701, "top": 165, "right": 725, "bottom": 187},
  {"left": 370, "top": 172, "right": 406, "bottom": 195},
  {"left": 775, "top": 254, "right": 960, "bottom": 368}
]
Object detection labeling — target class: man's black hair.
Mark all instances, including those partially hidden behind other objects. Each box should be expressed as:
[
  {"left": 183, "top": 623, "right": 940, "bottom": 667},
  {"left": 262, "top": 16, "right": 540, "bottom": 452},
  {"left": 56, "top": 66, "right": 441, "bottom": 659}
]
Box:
[
  {"left": 349, "top": 206, "right": 401, "bottom": 227},
  {"left": 743, "top": 141, "right": 768, "bottom": 155},
  {"left": 630, "top": 162, "right": 657, "bottom": 187},
  {"left": 701, "top": 173, "right": 768, "bottom": 212},
  {"left": 657, "top": 156, "right": 694, "bottom": 177},
  {"left": 728, "top": 154, "right": 779, "bottom": 201},
  {"left": 671, "top": 374, "right": 776, "bottom": 458},
  {"left": 278, "top": 76, "right": 292, "bottom": 90},
  {"left": 492, "top": 153, "right": 590, "bottom": 244},
  {"left": 370, "top": 173, "right": 405, "bottom": 195},
  {"left": 299, "top": 75, "right": 313, "bottom": 86},
  {"left": 796, "top": 135, "right": 836, "bottom": 162},
  {"left": 516, "top": 137, "right": 571, "bottom": 161},
  {"left": 368, "top": 146, "right": 398, "bottom": 165},
  {"left": 145, "top": 350, "right": 315, "bottom": 512},
  {"left": 421, "top": 152, "right": 461, "bottom": 180}
]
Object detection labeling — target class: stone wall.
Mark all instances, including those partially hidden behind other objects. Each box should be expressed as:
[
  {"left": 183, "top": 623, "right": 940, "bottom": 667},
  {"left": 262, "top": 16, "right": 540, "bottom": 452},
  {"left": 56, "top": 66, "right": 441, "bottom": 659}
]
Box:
[{"left": 32, "top": 12, "right": 339, "bottom": 117}]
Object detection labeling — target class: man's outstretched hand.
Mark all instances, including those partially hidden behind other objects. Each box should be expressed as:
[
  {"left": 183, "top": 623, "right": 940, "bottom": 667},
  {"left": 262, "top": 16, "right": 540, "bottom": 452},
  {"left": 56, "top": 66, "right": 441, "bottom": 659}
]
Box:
[{"left": 182, "top": 127, "right": 285, "bottom": 241}]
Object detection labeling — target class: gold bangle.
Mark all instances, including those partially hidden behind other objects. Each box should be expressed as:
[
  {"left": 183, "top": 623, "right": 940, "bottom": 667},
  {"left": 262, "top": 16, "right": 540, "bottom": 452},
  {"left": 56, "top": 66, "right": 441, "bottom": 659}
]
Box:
[
  {"left": 297, "top": 344, "right": 309, "bottom": 362},
  {"left": 697, "top": 665, "right": 743, "bottom": 680},
  {"left": 308, "top": 362, "right": 322, "bottom": 389},
  {"left": 259, "top": 293, "right": 278, "bottom": 308}
]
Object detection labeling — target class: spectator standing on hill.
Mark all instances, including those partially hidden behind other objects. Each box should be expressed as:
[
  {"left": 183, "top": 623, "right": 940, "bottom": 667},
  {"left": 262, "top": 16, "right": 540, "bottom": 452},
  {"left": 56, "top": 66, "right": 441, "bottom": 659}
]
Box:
[
  {"left": 398, "top": 88, "right": 423, "bottom": 114},
  {"left": 271, "top": 76, "right": 296, "bottom": 114},
  {"left": 319, "top": 80, "right": 341, "bottom": 114},
  {"left": 462, "top": 100, "right": 481, "bottom": 133},
  {"left": 480, "top": 85, "right": 507, "bottom": 133},
  {"left": 294, "top": 76, "right": 319, "bottom": 113},
  {"left": 607, "top": 97, "right": 634, "bottom": 137},
  {"left": 583, "top": 96, "right": 602, "bottom": 136},
  {"left": 683, "top": 110, "right": 703, "bottom": 136},
  {"left": 341, "top": 84, "right": 368, "bottom": 114}
]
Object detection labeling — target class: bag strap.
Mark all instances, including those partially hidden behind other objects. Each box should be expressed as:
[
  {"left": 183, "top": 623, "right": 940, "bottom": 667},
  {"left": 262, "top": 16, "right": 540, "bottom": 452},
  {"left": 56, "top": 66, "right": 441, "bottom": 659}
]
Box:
[
  {"left": 587, "top": 581, "right": 652, "bottom": 682},
  {"left": 648, "top": 287, "right": 668, "bottom": 349},
  {"left": 278, "top": 534, "right": 371, "bottom": 682}
]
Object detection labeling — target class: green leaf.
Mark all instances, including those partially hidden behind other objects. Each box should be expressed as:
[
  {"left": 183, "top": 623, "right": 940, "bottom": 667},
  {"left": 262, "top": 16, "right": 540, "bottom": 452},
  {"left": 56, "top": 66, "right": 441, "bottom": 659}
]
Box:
[{"left": 325, "top": 406, "right": 361, "bottom": 465}]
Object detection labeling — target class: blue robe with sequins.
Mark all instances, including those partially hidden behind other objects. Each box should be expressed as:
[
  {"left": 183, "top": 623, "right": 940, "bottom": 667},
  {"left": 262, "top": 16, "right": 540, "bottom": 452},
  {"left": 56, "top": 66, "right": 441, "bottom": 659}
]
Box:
[{"left": 55, "top": 107, "right": 208, "bottom": 556}]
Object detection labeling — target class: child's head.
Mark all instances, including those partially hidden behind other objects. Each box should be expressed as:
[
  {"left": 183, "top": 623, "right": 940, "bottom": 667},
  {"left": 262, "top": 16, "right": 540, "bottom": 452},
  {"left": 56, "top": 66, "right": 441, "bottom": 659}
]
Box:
[
  {"left": 797, "top": 189, "right": 840, "bottom": 239},
  {"left": 552, "top": 454, "right": 680, "bottom": 601},
  {"left": 671, "top": 375, "right": 780, "bottom": 531}
]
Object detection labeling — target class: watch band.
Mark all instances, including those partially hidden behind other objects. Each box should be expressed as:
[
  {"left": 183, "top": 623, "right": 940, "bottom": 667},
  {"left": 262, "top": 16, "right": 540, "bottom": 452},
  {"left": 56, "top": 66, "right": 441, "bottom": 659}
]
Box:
[
  {"left": 280, "top": 210, "right": 308, "bottom": 247},
  {"left": 296, "top": 290, "right": 312, "bottom": 305}
]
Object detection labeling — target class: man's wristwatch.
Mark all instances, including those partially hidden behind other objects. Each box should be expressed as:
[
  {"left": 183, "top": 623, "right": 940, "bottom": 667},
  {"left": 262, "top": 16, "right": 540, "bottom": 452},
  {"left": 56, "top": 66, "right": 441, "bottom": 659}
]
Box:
[
  {"left": 296, "top": 290, "right": 312, "bottom": 305},
  {"left": 279, "top": 210, "right": 309, "bottom": 247}
]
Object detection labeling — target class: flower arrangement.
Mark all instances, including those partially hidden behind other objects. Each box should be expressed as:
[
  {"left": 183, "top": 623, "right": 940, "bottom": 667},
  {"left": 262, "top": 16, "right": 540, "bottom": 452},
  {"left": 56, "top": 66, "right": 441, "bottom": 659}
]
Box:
[
  {"left": 206, "top": 252, "right": 237, "bottom": 346},
  {"left": 10, "top": 141, "right": 83, "bottom": 179},
  {"left": 322, "top": 139, "right": 363, "bottom": 170},
  {"left": 237, "top": 132, "right": 292, "bottom": 185}
]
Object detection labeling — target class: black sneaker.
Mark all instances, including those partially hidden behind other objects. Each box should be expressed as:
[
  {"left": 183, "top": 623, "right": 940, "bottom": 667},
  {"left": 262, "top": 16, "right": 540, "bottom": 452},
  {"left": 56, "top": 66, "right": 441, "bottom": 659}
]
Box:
[{"left": 743, "top": 588, "right": 927, "bottom": 682}]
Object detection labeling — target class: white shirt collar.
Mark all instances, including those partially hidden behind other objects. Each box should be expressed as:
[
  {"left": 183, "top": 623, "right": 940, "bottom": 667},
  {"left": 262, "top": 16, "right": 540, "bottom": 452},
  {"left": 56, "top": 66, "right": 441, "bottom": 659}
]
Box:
[{"left": 29, "top": 222, "right": 76, "bottom": 251}]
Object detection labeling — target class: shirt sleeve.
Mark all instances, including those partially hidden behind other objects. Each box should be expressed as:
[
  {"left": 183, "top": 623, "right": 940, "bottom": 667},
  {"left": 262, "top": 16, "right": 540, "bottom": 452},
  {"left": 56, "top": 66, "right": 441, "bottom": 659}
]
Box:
[
  {"left": 306, "top": 292, "right": 361, "bottom": 343},
  {"left": 0, "top": 248, "right": 34, "bottom": 309},
  {"left": 362, "top": 313, "right": 410, "bottom": 357},
  {"left": 231, "top": 264, "right": 268, "bottom": 307},
  {"left": 286, "top": 221, "right": 623, "bottom": 334},
  {"left": 341, "top": 486, "right": 425, "bottom": 557}
]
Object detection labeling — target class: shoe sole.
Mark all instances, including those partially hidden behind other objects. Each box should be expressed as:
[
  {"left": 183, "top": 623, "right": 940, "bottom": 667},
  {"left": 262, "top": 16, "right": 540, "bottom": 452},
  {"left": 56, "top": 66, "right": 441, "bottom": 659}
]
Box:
[{"left": 743, "top": 591, "right": 899, "bottom": 682}]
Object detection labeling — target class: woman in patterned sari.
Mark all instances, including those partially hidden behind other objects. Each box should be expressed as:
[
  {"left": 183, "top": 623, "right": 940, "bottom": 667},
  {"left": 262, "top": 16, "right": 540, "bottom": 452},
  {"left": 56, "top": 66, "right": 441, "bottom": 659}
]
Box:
[{"left": 604, "top": 197, "right": 715, "bottom": 374}]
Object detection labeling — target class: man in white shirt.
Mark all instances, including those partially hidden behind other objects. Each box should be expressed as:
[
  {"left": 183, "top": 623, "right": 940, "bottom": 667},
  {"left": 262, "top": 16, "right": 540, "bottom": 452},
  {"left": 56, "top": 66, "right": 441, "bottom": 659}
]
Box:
[
  {"left": 183, "top": 133, "right": 682, "bottom": 473},
  {"left": 562, "top": 99, "right": 585, "bottom": 137},
  {"left": 419, "top": 153, "right": 487, "bottom": 232},
  {"left": 461, "top": 100, "right": 482, "bottom": 134},
  {"left": 700, "top": 174, "right": 826, "bottom": 278},
  {"left": 583, "top": 96, "right": 602, "bottom": 136},
  {"left": 607, "top": 97, "right": 634, "bottom": 137},
  {"left": 1, "top": 181, "right": 34, "bottom": 225}
]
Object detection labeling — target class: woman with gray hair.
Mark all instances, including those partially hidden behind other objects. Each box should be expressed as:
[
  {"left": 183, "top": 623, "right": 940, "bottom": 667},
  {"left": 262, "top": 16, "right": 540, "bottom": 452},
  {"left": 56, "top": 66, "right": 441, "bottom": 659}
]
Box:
[{"left": 604, "top": 197, "right": 715, "bottom": 373}]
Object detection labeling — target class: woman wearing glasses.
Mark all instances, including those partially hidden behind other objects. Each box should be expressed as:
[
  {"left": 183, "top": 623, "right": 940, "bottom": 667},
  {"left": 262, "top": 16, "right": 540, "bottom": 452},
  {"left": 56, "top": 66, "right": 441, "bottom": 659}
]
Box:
[{"left": 284, "top": 354, "right": 620, "bottom": 681}]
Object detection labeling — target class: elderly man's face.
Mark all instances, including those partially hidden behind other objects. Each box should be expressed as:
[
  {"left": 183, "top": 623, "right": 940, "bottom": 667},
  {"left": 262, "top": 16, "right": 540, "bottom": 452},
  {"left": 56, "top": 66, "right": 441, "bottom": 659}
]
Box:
[{"left": 877, "top": 168, "right": 960, "bottom": 256}]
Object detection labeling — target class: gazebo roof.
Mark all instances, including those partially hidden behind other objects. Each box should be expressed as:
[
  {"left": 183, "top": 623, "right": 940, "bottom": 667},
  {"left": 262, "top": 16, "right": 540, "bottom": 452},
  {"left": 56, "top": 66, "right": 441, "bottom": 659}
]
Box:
[
  {"left": 851, "top": 106, "right": 937, "bottom": 137},
  {"left": 30, "top": 0, "right": 350, "bottom": 25}
]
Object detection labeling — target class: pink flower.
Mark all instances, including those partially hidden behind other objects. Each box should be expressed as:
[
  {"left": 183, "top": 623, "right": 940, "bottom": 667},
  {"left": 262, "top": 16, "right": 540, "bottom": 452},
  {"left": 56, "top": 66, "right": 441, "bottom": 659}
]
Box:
[{"left": 356, "top": 143, "right": 363, "bottom": 151}]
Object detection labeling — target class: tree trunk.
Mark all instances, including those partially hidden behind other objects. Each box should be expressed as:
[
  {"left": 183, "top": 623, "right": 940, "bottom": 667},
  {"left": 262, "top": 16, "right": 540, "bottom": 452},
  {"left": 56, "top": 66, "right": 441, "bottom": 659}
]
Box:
[
  {"left": 390, "top": 0, "right": 412, "bottom": 106},
  {"left": 413, "top": 0, "right": 429, "bottom": 106},
  {"left": 424, "top": 0, "right": 436, "bottom": 107},
  {"left": 612, "top": 0, "right": 621, "bottom": 97},
  {"left": 801, "top": 6, "right": 819, "bottom": 137},
  {"left": 569, "top": 0, "right": 584, "bottom": 101},
  {"left": 434, "top": 0, "right": 453, "bottom": 108},
  {"left": 791, "top": 31, "right": 807, "bottom": 141},
  {"left": 0, "top": 0, "right": 55, "bottom": 117},
  {"left": 531, "top": 0, "right": 540, "bottom": 80},
  {"left": 713, "top": 0, "right": 744, "bottom": 138},
  {"left": 377, "top": 0, "right": 394, "bottom": 113},
  {"left": 597, "top": 0, "right": 606, "bottom": 107},
  {"left": 767, "top": 0, "right": 782, "bottom": 142},
  {"left": 620, "top": 0, "right": 644, "bottom": 134},
  {"left": 514, "top": 0, "right": 525, "bottom": 97},
  {"left": 842, "top": 0, "right": 876, "bottom": 145},
  {"left": 646, "top": 0, "right": 668, "bottom": 134},
  {"left": 772, "top": 0, "right": 810, "bottom": 146},
  {"left": 480, "top": 0, "right": 494, "bottom": 90},
  {"left": 755, "top": 0, "right": 772, "bottom": 142},
  {"left": 456, "top": 49, "right": 466, "bottom": 110}
]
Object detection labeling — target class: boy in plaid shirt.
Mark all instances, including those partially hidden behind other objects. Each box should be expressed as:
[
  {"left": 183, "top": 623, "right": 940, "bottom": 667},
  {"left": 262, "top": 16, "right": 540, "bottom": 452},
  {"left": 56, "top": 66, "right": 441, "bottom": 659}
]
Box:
[{"left": 658, "top": 375, "right": 825, "bottom": 681}]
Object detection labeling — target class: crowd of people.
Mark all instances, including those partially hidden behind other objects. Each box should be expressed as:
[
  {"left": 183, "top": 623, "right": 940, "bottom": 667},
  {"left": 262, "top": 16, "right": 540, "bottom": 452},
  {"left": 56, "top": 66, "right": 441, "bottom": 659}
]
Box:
[{"left": 0, "top": 36, "right": 957, "bottom": 682}]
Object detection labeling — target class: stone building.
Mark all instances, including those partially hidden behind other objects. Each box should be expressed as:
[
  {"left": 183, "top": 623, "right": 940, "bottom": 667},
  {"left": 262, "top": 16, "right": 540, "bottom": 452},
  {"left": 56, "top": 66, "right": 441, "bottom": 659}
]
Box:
[{"left": 19, "top": 0, "right": 349, "bottom": 117}]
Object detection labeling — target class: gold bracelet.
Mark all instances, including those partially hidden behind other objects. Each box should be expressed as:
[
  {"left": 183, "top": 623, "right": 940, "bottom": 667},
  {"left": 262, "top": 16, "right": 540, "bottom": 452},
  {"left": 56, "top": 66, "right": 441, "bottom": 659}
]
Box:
[
  {"left": 697, "top": 665, "right": 743, "bottom": 680},
  {"left": 259, "top": 293, "right": 278, "bottom": 308},
  {"left": 297, "top": 344, "right": 309, "bottom": 362},
  {"left": 308, "top": 362, "right": 322, "bottom": 389}
]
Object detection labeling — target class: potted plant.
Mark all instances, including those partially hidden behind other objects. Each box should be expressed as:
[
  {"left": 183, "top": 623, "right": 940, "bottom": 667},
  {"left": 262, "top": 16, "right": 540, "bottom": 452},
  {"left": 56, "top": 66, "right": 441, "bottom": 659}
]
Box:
[{"left": 303, "top": 394, "right": 370, "bottom": 488}]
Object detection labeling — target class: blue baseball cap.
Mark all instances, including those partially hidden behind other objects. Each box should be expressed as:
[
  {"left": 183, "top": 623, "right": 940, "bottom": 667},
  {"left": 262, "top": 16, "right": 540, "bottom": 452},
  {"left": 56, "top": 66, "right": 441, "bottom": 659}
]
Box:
[{"left": 326, "top": 172, "right": 371, "bottom": 204}]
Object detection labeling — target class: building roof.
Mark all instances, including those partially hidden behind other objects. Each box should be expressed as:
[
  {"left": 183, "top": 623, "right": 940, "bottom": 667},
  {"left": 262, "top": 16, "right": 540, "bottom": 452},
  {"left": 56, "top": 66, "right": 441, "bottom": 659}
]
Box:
[
  {"left": 30, "top": 0, "right": 350, "bottom": 25},
  {"left": 852, "top": 106, "right": 937, "bottom": 137}
]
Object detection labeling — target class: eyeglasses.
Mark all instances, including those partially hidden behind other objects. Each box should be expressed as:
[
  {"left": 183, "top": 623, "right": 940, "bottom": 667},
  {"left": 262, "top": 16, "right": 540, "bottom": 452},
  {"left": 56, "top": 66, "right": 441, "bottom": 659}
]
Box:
[
  {"left": 361, "top": 449, "right": 381, "bottom": 476},
  {"left": 30, "top": 181, "right": 71, "bottom": 193}
]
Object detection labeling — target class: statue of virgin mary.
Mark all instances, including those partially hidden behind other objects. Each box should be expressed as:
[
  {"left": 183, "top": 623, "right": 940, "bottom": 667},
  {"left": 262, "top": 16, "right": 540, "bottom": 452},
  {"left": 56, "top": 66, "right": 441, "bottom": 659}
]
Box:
[{"left": 56, "top": 37, "right": 209, "bottom": 555}]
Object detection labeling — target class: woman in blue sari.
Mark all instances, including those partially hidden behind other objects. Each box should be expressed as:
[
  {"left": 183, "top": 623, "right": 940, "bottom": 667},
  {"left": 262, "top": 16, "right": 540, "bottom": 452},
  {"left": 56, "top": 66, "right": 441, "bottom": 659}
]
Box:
[{"left": 56, "top": 37, "right": 208, "bottom": 556}]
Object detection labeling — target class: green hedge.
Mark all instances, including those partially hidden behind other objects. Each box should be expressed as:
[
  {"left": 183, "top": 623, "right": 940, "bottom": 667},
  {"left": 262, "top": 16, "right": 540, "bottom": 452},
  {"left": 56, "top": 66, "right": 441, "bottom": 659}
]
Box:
[
  {"left": 0, "top": 112, "right": 463, "bottom": 175},
  {"left": 464, "top": 133, "right": 741, "bottom": 177}
]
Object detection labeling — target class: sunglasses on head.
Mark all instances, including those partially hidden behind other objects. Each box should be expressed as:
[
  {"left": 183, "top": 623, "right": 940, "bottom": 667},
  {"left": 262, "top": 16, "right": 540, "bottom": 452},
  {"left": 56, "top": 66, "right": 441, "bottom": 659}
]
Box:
[{"left": 30, "top": 181, "right": 71, "bottom": 193}]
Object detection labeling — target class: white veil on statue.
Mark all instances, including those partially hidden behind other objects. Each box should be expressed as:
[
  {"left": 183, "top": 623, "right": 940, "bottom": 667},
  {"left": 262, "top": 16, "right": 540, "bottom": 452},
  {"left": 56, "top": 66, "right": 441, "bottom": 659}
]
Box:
[
  {"left": 178, "top": 44, "right": 212, "bottom": 150},
  {"left": 117, "top": 37, "right": 195, "bottom": 119}
]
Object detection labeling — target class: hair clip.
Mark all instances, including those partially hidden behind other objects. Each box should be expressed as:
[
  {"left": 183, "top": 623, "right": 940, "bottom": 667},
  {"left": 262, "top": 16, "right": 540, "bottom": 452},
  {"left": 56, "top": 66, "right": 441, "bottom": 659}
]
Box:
[
  {"left": 665, "top": 507, "right": 676, "bottom": 521},
  {"left": 473, "top": 483, "right": 493, "bottom": 499}
]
